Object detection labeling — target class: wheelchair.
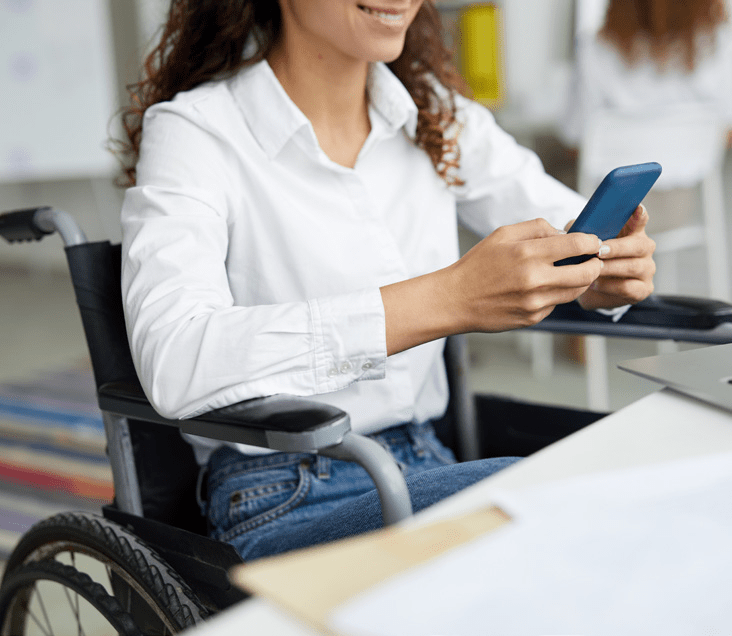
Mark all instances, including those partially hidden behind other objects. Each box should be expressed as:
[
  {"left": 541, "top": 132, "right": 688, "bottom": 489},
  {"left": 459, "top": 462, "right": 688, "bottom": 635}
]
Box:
[{"left": 2, "top": 206, "right": 732, "bottom": 635}]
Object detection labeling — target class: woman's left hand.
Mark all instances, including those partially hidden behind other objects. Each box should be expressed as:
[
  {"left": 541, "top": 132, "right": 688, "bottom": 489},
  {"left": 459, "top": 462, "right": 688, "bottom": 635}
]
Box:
[{"left": 576, "top": 204, "right": 656, "bottom": 310}]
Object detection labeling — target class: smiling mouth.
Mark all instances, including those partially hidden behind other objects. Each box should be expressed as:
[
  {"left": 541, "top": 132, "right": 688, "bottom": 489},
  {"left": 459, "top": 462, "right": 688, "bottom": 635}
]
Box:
[{"left": 358, "top": 5, "right": 406, "bottom": 21}]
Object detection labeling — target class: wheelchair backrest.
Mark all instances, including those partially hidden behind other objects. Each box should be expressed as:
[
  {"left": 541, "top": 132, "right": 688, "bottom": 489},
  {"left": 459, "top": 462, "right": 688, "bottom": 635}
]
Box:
[
  {"left": 65, "top": 241, "right": 204, "bottom": 532},
  {"left": 65, "top": 242, "right": 137, "bottom": 389}
]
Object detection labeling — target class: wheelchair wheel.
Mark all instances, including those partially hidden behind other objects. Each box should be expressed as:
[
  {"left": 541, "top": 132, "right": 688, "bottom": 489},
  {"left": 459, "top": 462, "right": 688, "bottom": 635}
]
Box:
[
  {"left": 0, "top": 559, "right": 141, "bottom": 635},
  {"left": 2, "top": 512, "right": 208, "bottom": 635}
]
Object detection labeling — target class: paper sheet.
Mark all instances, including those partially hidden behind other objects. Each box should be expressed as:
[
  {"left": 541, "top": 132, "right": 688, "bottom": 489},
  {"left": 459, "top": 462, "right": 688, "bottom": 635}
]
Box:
[
  {"left": 232, "top": 506, "right": 511, "bottom": 630},
  {"left": 331, "top": 451, "right": 732, "bottom": 636}
]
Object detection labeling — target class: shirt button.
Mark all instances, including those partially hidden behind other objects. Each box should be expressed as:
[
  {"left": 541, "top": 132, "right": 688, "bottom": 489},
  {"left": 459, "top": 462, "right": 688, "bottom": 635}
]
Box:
[
  {"left": 362, "top": 361, "right": 373, "bottom": 370},
  {"left": 328, "top": 368, "right": 338, "bottom": 377},
  {"left": 340, "top": 361, "right": 352, "bottom": 373}
]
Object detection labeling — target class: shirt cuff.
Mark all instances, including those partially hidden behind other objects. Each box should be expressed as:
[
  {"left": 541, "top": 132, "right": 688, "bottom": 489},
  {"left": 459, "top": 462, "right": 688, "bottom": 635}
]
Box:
[{"left": 309, "top": 288, "right": 387, "bottom": 393}]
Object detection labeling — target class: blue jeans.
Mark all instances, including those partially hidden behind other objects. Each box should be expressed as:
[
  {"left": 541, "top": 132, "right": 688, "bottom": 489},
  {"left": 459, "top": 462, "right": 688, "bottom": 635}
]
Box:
[{"left": 205, "top": 422, "right": 519, "bottom": 561}]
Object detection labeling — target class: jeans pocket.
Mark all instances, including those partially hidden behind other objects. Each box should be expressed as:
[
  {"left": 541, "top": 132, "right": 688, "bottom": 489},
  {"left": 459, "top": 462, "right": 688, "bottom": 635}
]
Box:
[
  {"left": 211, "top": 460, "right": 312, "bottom": 543},
  {"left": 419, "top": 426, "right": 458, "bottom": 466}
]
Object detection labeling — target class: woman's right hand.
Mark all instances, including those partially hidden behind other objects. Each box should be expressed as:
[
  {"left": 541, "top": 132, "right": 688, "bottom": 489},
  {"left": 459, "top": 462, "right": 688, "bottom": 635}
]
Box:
[
  {"left": 449, "top": 218, "right": 603, "bottom": 332},
  {"left": 381, "top": 218, "right": 603, "bottom": 355}
]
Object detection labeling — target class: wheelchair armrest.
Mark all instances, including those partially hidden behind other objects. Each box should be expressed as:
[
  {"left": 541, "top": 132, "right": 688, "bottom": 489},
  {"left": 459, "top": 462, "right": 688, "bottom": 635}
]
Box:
[
  {"left": 530, "top": 294, "right": 732, "bottom": 344},
  {"left": 97, "top": 380, "right": 351, "bottom": 453},
  {"left": 98, "top": 380, "right": 413, "bottom": 524}
]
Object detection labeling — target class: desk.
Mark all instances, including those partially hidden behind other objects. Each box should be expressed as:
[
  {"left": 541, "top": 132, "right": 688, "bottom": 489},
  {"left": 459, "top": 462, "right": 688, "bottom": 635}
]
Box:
[
  {"left": 417, "top": 386, "right": 732, "bottom": 525},
  {"left": 182, "top": 387, "right": 732, "bottom": 634}
]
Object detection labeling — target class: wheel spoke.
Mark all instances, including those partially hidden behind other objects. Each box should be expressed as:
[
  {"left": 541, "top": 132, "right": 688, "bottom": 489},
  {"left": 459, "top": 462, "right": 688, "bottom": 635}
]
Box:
[
  {"left": 34, "top": 585, "right": 55, "bottom": 636},
  {"left": 61, "top": 584, "right": 86, "bottom": 636},
  {"left": 76, "top": 591, "right": 84, "bottom": 636},
  {"left": 26, "top": 610, "right": 53, "bottom": 636},
  {"left": 25, "top": 601, "right": 53, "bottom": 636}
]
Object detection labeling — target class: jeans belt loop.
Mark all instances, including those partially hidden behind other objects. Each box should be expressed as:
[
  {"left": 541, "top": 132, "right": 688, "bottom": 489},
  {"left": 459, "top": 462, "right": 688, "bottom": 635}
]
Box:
[
  {"left": 316, "top": 454, "right": 331, "bottom": 480},
  {"left": 408, "top": 421, "right": 428, "bottom": 457}
]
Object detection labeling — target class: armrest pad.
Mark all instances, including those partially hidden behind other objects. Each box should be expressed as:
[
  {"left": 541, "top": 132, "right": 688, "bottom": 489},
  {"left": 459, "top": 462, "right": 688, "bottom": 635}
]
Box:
[
  {"left": 97, "top": 380, "right": 350, "bottom": 452},
  {"left": 546, "top": 295, "right": 732, "bottom": 330},
  {"left": 621, "top": 295, "right": 732, "bottom": 328},
  {"left": 532, "top": 295, "right": 732, "bottom": 344}
]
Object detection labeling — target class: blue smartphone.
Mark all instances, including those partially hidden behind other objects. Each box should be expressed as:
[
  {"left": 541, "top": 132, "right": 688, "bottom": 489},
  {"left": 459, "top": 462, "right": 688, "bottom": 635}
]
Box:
[{"left": 555, "top": 162, "right": 662, "bottom": 266}]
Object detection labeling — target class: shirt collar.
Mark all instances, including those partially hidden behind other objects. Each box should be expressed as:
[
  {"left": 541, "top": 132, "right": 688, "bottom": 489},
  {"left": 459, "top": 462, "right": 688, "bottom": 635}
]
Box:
[
  {"left": 367, "top": 62, "right": 418, "bottom": 139},
  {"left": 230, "top": 60, "right": 418, "bottom": 159}
]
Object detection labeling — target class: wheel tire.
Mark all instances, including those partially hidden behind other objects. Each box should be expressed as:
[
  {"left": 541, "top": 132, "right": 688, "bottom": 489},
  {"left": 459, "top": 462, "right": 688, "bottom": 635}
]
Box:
[
  {"left": 2, "top": 511, "right": 208, "bottom": 634},
  {"left": 0, "top": 559, "right": 142, "bottom": 636}
]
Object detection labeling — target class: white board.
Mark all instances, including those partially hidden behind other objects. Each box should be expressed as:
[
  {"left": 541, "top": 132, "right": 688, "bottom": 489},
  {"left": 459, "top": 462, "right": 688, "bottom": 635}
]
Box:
[{"left": 0, "top": 0, "right": 117, "bottom": 182}]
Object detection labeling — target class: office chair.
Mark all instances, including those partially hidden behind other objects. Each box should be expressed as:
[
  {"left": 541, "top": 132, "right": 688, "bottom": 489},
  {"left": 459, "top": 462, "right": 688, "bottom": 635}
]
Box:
[{"left": 2, "top": 206, "right": 732, "bottom": 635}]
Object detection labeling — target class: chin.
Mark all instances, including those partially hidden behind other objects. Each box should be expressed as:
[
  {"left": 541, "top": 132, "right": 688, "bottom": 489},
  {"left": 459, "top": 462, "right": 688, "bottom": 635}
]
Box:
[
  {"left": 366, "top": 39, "right": 408, "bottom": 63},
  {"left": 378, "top": 49, "right": 405, "bottom": 63}
]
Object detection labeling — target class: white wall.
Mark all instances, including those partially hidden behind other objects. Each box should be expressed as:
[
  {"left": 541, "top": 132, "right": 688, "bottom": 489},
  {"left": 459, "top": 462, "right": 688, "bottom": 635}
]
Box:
[
  {"left": 503, "top": 0, "right": 574, "bottom": 109},
  {"left": 0, "top": 0, "right": 143, "bottom": 271},
  {"left": 135, "top": 0, "right": 168, "bottom": 55}
]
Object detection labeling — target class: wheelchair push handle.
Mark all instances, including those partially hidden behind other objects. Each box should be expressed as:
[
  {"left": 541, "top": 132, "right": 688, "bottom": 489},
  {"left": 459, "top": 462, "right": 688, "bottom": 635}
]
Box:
[{"left": 0, "top": 206, "right": 87, "bottom": 247}]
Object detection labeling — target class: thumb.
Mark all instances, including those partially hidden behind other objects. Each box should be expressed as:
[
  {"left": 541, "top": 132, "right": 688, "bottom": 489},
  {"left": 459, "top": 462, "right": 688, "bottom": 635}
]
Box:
[
  {"left": 621, "top": 204, "right": 649, "bottom": 236},
  {"left": 628, "top": 203, "right": 648, "bottom": 232}
]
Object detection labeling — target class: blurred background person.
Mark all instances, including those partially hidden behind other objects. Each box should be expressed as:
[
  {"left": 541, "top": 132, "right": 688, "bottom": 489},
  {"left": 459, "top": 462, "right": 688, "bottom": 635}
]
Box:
[
  {"left": 565, "top": 0, "right": 731, "bottom": 147},
  {"left": 563, "top": 0, "right": 732, "bottom": 299}
]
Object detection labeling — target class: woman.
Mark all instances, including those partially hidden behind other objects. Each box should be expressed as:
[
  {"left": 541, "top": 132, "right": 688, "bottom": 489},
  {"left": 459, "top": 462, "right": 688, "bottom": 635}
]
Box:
[
  {"left": 117, "top": 0, "right": 655, "bottom": 561},
  {"left": 564, "top": 0, "right": 732, "bottom": 148}
]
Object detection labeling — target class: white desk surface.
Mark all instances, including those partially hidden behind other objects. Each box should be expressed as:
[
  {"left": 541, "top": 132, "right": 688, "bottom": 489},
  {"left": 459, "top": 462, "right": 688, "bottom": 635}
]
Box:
[
  {"left": 415, "top": 386, "right": 732, "bottom": 525},
  {"left": 181, "top": 387, "right": 732, "bottom": 635}
]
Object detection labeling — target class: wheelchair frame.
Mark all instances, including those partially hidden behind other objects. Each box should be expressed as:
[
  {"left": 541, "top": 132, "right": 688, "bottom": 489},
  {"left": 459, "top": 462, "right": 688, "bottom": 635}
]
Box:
[
  {"left": 2, "top": 206, "right": 732, "bottom": 634},
  {"left": 0, "top": 207, "right": 418, "bottom": 633}
]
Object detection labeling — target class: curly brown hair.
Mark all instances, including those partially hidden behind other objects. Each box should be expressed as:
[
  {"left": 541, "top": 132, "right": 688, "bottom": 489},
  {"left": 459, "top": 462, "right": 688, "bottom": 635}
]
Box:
[
  {"left": 599, "top": 0, "right": 728, "bottom": 72},
  {"left": 115, "top": 0, "right": 466, "bottom": 187}
]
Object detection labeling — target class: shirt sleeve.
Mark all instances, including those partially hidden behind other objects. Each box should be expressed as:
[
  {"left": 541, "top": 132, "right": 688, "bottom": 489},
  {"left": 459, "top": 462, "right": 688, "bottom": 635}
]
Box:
[
  {"left": 452, "top": 94, "right": 587, "bottom": 238},
  {"left": 122, "top": 103, "right": 386, "bottom": 420}
]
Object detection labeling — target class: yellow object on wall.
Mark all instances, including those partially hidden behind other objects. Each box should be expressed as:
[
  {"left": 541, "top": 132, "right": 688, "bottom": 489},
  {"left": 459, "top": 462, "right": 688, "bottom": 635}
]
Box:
[{"left": 459, "top": 3, "right": 504, "bottom": 107}]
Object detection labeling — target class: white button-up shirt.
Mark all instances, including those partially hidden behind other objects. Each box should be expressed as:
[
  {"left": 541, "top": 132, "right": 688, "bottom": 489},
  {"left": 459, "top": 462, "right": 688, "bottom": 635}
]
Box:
[{"left": 121, "top": 60, "right": 585, "bottom": 461}]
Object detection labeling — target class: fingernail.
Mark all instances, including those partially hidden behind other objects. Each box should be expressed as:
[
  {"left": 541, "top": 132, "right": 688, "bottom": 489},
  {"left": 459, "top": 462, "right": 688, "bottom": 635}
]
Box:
[
  {"left": 639, "top": 204, "right": 647, "bottom": 217},
  {"left": 599, "top": 245, "right": 610, "bottom": 257}
]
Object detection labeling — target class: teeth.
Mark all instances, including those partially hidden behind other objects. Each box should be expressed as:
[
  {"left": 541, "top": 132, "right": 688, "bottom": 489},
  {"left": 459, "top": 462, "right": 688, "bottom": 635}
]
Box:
[{"left": 360, "top": 6, "right": 404, "bottom": 21}]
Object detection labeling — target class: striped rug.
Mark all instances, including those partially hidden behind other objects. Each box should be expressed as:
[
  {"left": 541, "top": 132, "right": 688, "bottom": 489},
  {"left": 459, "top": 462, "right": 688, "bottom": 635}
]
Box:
[{"left": 0, "top": 363, "right": 112, "bottom": 557}]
